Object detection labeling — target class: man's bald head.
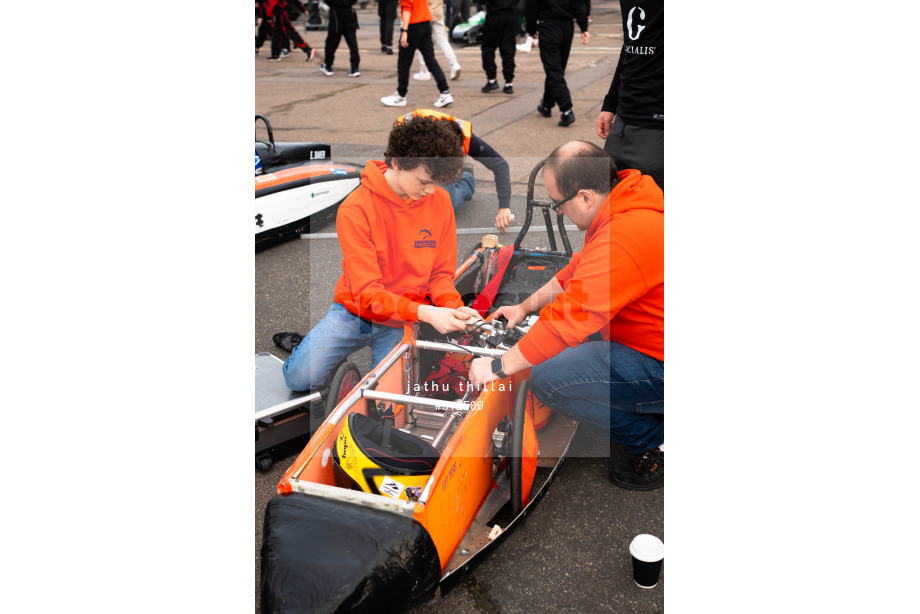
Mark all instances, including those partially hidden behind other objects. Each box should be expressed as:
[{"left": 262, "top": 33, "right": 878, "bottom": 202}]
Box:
[{"left": 544, "top": 140, "right": 619, "bottom": 199}]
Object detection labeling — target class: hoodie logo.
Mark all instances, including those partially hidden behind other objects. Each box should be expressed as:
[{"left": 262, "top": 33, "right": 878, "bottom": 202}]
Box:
[{"left": 415, "top": 229, "right": 437, "bottom": 249}]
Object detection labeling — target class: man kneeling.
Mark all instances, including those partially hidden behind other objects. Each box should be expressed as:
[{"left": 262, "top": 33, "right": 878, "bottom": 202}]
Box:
[{"left": 468, "top": 141, "right": 664, "bottom": 490}]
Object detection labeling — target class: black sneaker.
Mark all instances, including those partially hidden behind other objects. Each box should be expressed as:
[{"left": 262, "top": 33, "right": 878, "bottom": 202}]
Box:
[
  {"left": 558, "top": 109, "right": 575, "bottom": 127},
  {"left": 536, "top": 103, "right": 552, "bottom": 117},
  {"left": 503, "top": 84, "right": 514, "bottom": 94},
  {"left": 481, "top": 80, "right": 499, "bottom": 93},
  {"left": 610, "top": 448, "right": 663, "bottom": 491},
  {"left": 267, "top": 55, "right": 282, "bottom": 61},
  {"left": 382, "top": 45, "right": 394, "bottom": 55}
]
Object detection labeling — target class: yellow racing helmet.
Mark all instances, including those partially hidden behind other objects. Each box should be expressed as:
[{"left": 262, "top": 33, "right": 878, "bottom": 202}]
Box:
[{"left": 334, "top": 412, "right": 440, "bottom": 502}]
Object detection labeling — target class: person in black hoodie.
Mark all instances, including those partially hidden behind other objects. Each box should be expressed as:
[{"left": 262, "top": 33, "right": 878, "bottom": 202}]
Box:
[
  {"left": 596, "top": 0, "right": 663, "bottom": 189},
  {"left": 480, "top": 0, "right": 518, "bottom": 94},
  {"left": 320, "top": 0, "right": 361, "bottom": 76},
  {"left": 525, "top": 0, "right": 589, "bottom": 126}
]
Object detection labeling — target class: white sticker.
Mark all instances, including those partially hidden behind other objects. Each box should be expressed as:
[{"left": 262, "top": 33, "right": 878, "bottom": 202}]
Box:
[
  {"left": 256, "top": 173, "right": 275, "bottom": 183},
  {"left": 379, "top": 476, "right": 405, "bottom": 499},
  {"left": 322, "top": 447, "right": 331, "bottom": 467}
]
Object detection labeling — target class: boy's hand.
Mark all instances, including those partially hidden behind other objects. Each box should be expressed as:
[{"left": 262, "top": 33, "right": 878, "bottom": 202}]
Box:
[{"left": 418, "top": 305, "right": 472, "bottom": 334}]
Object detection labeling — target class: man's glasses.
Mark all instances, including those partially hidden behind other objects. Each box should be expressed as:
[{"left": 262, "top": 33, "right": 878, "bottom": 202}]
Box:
[{"left": 551, "top": 189, "right": 581, "bottom": 214}]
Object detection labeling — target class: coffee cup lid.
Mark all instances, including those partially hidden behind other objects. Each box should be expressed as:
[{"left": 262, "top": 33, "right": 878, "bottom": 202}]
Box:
[{"left": 629, "top": 534, "right": 664, "bottom": 562}]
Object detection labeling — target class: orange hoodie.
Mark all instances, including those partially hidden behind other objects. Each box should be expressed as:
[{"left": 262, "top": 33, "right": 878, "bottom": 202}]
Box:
[
  {"left": 400, "top": 0, "right": 432, "bottom": 24},
  {"left": 516, "top": 169, "right": 664, "bottom": 364},
  {"left": 333, "top": 161, "right": 463, "bottom": 327}
]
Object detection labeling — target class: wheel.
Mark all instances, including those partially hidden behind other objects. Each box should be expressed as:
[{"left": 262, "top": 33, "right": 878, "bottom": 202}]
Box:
[
  {"left": 325, "top": 360, "right": 361, "bottom": 417},
  {"left": 257, "top": 454, "right": 274, "bottom": 473},
  {"left": 510, "top": 380, "right": 530, "bottom": 516}
]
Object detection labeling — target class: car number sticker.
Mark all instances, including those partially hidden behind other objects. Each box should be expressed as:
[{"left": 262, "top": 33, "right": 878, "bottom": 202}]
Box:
[
  {"left": 256, "top": 173, "right": 276, "bottom": 183},
  {"left": 379, "top": 476, "right": 405, "bottom": 499}
]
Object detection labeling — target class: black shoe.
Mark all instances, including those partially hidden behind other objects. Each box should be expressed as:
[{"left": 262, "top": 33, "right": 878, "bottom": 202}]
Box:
[
  {"left": 503, "top": 84, "right": 513, "bottom": 94},
  {"left": 536, "top": 103, "right": 552, "bottom": 117},
  {"left": 558, "top": 109, "right": 575, "bottom": 126},
  {"left": 481, "top": 80, "right": 499, "bottom": 93},
  {"left": 272, "top": 332, "right": 304, "bottom": 352},
  {"left": 382, "top": 45, "right": 394, "bottom": 55},
  {"left": 267, "top": 55, "right": 282, "bottom": 62},
  {"left": 610, "top": 448, "right": 663, "bottom": 491}
]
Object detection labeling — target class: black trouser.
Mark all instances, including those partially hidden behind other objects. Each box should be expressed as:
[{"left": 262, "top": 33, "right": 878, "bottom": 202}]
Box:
[
  {"left": 325, "top": 8, "right": 360, "bottom": 69},
  {"left": 255, "top": 3, "right": 273, "bottom": 49},
  {"left": 378, "top": 0, "right": 397, "bottom": 46},
  {"left": 604, "top": 115, "right": 664, "bottom": 190},
  {"left": 272, "top": 11, "right": 312, "bottom": 57},
  {"left": 397, "top": 22, "right": 449, "bottom": 97},
  {"left": 537, "top": 19, "right": 574, "bottom": 112},
  {"left": 481, "top": 11, "right": 516, "bottom": 83},
  {"left": 449, "top": 0, "right": 471, "bottom": 29}
]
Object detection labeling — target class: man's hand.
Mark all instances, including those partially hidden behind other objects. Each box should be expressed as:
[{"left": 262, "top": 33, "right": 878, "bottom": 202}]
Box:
[
  {"left": 532, "top": 32, "right": 538, "bottom": 42},
  {"left": 400, "top": 31, "right": 409, "bottom": 48},
  {"left": 581, "top": 31, "right": 590, "bottom": 45},
  {"left": 495, "top": 208, "right": 514, "bottom": 233},
  {"left": 468, "top": 356, "right": 499, "bottom": 389},
  {"left": 596, "top": 111, "right": 614, "bottom": 139},
  {"left": 490, "top": 303, "right": 529, "bottom": 329},
  {"left": 418, "top": 305, "right": 471, "bottom": 334}
]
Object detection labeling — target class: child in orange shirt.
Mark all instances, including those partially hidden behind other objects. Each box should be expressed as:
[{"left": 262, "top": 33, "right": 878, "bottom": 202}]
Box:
[{"left": 282, "top": 116, "right": 478, "bottom": 392}]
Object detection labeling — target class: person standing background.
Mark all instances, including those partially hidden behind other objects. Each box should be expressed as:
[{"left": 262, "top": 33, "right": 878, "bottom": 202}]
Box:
[
  {"left": 412, "top": 0, "right": 462, "bottom": 81},
  {"left": 269, "top": 0, "right": 317, "bottom": 61},
  {"left": 480, "top": 0, "right": 517, "bottom": 94},
  {"left": 380, "top": 0, "right": 454, "bottom": 108},
  {"left": 320, "top": 0, "right": 361, "bottom": 77},
  {"left": 256, "top": 0, "right": 277, "bottom": 55},
  {"left": 377, "top": 0, "right": 398, "bottom": 54},
  {"left": 525, "top": 0, "right": 589, "bottom": 126},
  {"left": 596, "top": 0, "right": 663, "bottom": 189}
]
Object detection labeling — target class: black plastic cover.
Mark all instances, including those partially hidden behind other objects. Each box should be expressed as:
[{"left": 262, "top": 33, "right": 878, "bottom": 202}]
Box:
[{"left": 260, "top": 492, "right": 441, "bottom": 614}]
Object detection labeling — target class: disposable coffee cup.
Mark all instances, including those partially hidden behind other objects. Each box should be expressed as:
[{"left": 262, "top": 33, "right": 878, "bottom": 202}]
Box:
[{"left": 629, "top": 534, "right": 664, "bottom": 589}]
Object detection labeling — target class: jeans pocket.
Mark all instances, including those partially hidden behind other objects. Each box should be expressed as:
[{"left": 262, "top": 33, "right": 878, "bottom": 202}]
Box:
[{"left": 636, "top": 399, "right": 664, "bottom": 414}]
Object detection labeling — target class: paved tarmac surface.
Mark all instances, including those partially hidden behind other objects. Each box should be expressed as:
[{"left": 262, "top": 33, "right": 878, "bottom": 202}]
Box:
[{"left": 255, "top": 4, "right": 663, "bottom": 612}]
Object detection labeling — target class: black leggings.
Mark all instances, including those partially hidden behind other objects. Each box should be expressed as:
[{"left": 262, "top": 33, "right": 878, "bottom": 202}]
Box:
[{"left": 397, "top": 22, "right": 448, "bottom": 97}]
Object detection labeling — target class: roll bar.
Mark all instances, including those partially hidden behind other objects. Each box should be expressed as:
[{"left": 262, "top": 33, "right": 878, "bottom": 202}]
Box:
[{"left": 513, "top": 156, "right": 573, "bottom": 256}]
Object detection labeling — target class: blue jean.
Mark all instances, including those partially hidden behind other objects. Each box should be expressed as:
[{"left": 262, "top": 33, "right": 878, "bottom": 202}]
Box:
[
  {"left": 530, "top": 340, "right": 664, "bottom": 454},
  {"left": 444, "top": 171, "right": 475, "bottom": 215},
  {"left": 282, "top": 302, "right": 406, "bottom": 391}
]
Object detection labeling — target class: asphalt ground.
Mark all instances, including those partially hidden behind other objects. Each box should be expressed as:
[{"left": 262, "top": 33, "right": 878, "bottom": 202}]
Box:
[{"left": 255, "top": 3, "right": 663, "bottom": 613}]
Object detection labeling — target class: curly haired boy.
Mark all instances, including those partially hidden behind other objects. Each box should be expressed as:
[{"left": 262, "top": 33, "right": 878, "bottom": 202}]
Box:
[{"left": 282, "top": 115, "right": 479, "bottom": 392}]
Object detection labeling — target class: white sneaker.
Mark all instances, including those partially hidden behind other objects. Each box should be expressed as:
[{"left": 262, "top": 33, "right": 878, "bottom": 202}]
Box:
[
  {"left": 413, "top": 70, "right": 431, "bottom": 81},
  {"left": 381, "top": 92, "right": 408, "bottom": 107},
  {"left": 450, "top": 65, "right": 461, "bottom": 80},
  {"left": 433, "top": 92, "right": 453, "bottom": 108},
  {"left": 516, "top": 36, "right": 535, "bottom": 53}
]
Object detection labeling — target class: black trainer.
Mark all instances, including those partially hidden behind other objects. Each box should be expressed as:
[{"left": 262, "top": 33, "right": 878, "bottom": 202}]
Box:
[
  {"left": 481, "top": 80, "right": 499, "bottom": 93},
  {"left": 610, "top": 448, "right": 663, "bottom": 490},
  {"left": 537, "top": 103, "right": 552, "bottom": 117},
  {"left": 558, "top": 109, "right": 575, "bottom": 127},
  {"left": 503, "top": 84, "right": 514, "bottom": 94}
]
